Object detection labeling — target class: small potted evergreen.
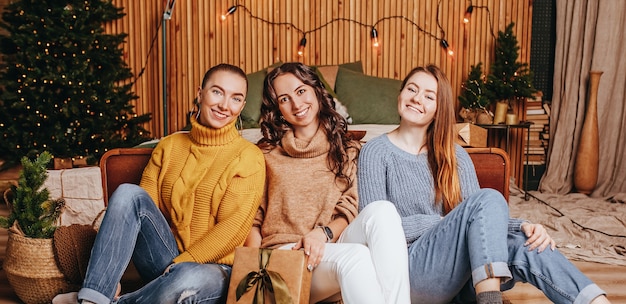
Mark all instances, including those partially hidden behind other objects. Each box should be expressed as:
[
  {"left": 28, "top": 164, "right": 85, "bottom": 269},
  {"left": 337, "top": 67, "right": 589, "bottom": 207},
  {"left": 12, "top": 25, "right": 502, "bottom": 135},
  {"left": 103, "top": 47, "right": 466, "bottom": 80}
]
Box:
[
  {"left": 0, "top": 152, "right": 72, "bottom": 304},
  {"left": 458, "top": 63, "right": 493, "bottom": 124}
]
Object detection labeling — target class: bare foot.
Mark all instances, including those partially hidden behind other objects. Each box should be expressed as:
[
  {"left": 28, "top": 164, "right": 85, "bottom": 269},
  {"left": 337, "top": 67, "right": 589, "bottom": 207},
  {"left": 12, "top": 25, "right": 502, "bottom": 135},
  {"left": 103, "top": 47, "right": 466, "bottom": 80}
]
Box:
[
  {"left": 114, "top": 282, "right": 122, "bottom": 299},
  {"left": 51, "top": 292, "right": 77, "bottom": 304}
]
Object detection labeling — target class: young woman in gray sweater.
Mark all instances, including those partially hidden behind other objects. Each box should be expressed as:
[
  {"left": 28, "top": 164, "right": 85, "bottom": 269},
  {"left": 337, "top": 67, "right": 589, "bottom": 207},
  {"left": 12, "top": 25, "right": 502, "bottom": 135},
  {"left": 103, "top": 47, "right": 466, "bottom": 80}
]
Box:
[{"left": 357, "top": 65, "right": 611, "bottom": 304}]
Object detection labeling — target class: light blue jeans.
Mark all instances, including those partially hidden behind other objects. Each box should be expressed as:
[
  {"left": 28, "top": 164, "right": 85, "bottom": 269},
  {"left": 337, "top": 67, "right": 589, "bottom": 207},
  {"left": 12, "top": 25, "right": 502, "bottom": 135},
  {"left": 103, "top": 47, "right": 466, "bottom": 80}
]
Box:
[
  {"left": 408, "top": 188, "right": 605, "bottom": 304},
  {"left": 78, "top": 184, "right": 231, "bottom": 304}
]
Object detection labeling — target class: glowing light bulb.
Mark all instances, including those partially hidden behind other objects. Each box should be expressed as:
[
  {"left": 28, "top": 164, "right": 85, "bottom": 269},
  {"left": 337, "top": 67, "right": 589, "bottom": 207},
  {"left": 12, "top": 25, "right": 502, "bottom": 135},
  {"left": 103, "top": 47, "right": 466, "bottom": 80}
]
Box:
[
  {"left": 463, "top": 6, "right": 473, "bottom": 24},
  {"left": 221, "top": 6, "right": 237, "bottom": 21},
  {"left": 297, "top": 36, "right": 307, "bottom": 57},
  {"left": 371, "top": 28, "right": 380, "bottom": 47}
]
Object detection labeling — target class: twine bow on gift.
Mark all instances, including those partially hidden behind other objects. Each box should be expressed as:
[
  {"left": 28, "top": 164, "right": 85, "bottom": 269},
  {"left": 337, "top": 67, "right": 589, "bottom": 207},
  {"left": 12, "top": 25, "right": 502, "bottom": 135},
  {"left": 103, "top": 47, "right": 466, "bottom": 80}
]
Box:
[{"left": 235, "top": 248, "right": 293, "bottom": 304}]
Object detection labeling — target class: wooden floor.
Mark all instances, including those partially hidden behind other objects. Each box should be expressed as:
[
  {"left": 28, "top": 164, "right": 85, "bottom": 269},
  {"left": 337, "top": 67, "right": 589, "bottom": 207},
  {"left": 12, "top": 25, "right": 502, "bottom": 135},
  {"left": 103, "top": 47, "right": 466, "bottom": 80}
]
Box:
[{"left": 0, "top": 260, "right": 624, "bottom": 303}]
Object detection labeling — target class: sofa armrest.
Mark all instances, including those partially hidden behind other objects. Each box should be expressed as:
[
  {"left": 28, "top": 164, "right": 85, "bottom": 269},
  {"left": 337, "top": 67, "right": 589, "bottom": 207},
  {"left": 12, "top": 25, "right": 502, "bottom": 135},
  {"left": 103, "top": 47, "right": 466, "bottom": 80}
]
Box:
[
  {"left": 99, "top": 148, "right": 153, "bottom": 206},
  {"left": 466, "top": 147, "right": 510, "bottom": 201}
]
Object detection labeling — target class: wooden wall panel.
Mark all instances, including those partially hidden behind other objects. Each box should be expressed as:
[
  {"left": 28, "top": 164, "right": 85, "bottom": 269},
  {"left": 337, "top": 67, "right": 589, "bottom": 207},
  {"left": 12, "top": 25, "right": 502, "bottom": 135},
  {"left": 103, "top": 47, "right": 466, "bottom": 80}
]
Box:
[{"left": 100, "top": 0, "right": 534, "bottom": 187}]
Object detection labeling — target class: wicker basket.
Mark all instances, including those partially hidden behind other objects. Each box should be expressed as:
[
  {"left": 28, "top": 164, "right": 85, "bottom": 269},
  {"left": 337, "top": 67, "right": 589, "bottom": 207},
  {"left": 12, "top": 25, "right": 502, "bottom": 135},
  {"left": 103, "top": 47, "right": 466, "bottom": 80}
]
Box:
[{"left": 3, "top": 227, "right": 77, "bottom": 304}]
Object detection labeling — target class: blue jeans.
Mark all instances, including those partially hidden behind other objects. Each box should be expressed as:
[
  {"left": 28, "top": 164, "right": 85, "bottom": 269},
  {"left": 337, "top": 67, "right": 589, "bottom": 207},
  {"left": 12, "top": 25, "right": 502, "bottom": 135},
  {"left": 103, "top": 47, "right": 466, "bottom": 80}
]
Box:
[
  {"left": 408, "top": 188, "right": 605, "bottom": 304},
  {"left": 78, "top": 184, "right": 231, "bottom": 304}
]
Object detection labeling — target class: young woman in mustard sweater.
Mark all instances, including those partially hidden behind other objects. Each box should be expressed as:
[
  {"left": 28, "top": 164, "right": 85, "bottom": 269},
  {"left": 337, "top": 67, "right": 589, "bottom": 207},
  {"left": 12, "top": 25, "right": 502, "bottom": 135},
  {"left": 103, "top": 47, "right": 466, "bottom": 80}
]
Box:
[
  {"left": 244, "top": 62, "right": 410, "bottom": 304},
  {"left": 54, "top": 64, "right": 266, "bottom": 304}
]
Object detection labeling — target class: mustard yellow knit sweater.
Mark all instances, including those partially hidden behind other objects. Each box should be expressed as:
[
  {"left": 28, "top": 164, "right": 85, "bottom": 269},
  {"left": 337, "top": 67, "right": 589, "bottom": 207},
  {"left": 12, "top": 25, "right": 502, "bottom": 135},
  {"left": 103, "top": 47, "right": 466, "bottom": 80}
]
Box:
[{"left": 140, "top": 117, "right": 265, "bottom": 265}]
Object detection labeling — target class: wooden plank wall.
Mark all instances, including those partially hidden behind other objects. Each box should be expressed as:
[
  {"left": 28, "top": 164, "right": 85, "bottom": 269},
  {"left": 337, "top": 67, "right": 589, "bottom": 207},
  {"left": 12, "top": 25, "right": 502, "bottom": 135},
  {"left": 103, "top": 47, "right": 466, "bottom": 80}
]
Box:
[
  {"left": 0, "top": 0, "right": 532, "bottom": 186},
  {"left": 106, "top": 0, "right": 533, "bottom": 137}
]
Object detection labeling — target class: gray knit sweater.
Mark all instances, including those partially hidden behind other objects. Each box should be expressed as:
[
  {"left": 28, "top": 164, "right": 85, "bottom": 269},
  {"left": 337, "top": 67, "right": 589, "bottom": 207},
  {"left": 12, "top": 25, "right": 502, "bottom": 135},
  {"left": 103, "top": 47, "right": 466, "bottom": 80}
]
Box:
[{"left": 358, "top": 134, "right": 523, "bottom": 245}]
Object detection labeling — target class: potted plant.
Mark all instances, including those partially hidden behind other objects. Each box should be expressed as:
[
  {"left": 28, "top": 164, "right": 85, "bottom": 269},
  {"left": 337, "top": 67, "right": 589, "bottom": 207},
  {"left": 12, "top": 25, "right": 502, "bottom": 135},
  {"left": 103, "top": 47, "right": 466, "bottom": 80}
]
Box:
[
  {"left": 0, "top": 151, "right": 72, "bottom": 304},
  {"left": 485, "top": 22, "right": 537, "bottom": 124},
  {"left": 458, "top": 63, "right": 493, "bottom": 124}
]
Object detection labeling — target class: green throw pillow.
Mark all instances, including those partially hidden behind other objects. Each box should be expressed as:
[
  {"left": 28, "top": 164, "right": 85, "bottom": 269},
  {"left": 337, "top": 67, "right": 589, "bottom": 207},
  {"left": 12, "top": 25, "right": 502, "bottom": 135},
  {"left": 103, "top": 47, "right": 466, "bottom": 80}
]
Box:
[
  {"left": 241, "top": 62, "right": 283, "bottom": 129},
  {"left": 241, "top": 68, "right": 265, "bottom": 128},
  {"left": 334, "top": 67, "right": 401, "bottom": 124},
  {"left": 339, "top": 61, "right": 364, "bottom": 74}
]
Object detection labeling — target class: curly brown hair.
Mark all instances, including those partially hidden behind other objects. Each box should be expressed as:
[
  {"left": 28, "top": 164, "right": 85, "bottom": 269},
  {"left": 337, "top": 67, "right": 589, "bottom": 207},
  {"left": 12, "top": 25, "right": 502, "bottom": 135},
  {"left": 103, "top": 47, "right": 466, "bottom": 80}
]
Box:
[{"left": 258, "top": 62, "right": 359, "bottom": 187}]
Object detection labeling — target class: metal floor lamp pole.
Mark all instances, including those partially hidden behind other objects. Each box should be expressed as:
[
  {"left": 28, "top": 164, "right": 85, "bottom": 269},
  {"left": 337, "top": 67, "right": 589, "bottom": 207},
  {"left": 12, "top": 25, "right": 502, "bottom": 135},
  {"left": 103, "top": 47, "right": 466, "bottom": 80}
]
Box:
[{"left": 162, "top": 0, "right": 176, "bottom": 136}]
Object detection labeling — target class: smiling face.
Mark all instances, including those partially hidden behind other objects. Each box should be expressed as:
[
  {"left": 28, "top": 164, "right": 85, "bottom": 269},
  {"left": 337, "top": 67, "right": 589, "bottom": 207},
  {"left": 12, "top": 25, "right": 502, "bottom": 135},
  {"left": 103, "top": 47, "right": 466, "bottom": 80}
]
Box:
[
  {"left": 273, "top": 73, "right": 320, "bottom": 138},
  {"left": 196, "top": 69, "right": 247, "bottom": 129},
  {"left": 397, "top": 71, "right": 438, "bottom": 128}
]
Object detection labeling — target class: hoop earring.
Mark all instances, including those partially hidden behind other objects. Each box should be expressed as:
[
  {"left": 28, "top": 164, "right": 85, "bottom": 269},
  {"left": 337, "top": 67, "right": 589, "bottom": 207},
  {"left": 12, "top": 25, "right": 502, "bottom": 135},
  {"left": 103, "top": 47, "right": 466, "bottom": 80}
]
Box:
[
  {"left": 189, "top": 99, "right": 200, "bottom": 121},
  {"left": 236, "top": 115, "right": 243, "bottom": 135}
]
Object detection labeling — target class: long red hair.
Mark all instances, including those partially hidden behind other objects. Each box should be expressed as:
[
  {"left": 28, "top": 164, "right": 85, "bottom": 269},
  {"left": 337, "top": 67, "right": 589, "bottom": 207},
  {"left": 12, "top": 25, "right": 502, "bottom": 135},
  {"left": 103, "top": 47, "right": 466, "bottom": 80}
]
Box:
[{"left": 401, "top": 65, "right": 461, "bottom": 214}]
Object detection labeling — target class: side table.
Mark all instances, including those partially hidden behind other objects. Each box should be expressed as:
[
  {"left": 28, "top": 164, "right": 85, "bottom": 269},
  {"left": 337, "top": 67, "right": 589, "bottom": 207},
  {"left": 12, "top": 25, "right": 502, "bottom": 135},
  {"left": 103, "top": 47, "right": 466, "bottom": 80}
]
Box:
[{"left": 476, "top": 121, "right": 533, "bottom": 200}]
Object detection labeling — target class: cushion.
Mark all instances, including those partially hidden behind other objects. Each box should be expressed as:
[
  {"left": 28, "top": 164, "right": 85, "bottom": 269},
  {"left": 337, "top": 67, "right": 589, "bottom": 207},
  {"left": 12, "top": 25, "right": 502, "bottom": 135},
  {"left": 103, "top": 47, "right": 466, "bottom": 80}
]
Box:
[
  {"left": 242, "top": 62, "right": 353, "bottom": 128},
  {"left": 241, "top": 62, "right": 282, "bottom": 129},
  {"left": 334, "top": 67, "right": 401, "bottom": 124},
  {"left": 338, "top": 61, "right": 364, "bottom": 74},
  {"left": 313, "top": 61, "right": 363, "bottom": 89},
  {"left": 241, "top": 68, "right": 266, "bottom": 128},
  {"left": 315, "top": 65, "right": 339, "bottom": 89}
]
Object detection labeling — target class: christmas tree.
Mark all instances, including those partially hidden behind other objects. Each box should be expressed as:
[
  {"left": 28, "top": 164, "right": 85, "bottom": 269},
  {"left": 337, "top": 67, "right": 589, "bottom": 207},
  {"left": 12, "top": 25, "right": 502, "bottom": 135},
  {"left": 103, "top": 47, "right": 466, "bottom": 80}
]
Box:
[
  {"left": 459, "top": 63, "right": 489, "bottom": 110},
  {"left": 485, "top": 22, "right": 536, "bottom": 103},
  {"left": 0, "top": 151, "right": 64, "bottom": 238},
  {"left": 0, "top": 0, "right": 151, "bottom": 169}
]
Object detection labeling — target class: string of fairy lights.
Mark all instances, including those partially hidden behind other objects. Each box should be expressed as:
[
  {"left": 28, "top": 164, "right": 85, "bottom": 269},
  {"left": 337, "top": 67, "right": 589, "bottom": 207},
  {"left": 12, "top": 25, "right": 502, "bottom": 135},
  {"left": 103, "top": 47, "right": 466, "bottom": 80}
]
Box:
[
  {"left": 217, "top": 0, "right": 495, "bottom": 59},
  {"left": 131, "top": 1, "right": 496, "bottom": 86},
  {"left": 220, "top": 1, "right": 455, "bottom": 57},
  {"left": 463, "top": 0, "right": 497, "bottom": 39}
]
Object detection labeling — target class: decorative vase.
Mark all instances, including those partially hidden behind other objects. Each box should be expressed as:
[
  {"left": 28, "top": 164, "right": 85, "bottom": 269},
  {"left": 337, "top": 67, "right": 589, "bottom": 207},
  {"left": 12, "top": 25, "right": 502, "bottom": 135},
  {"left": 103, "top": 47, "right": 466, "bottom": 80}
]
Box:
[
  {"left": 574, "top": 71, "right": 602, "bottom": 195},
  {"left": 493, "top": 101, "right": 508, "bottom": 124},
  {"left": 506, "top": 113, "right": 519, "bottom": 125}
]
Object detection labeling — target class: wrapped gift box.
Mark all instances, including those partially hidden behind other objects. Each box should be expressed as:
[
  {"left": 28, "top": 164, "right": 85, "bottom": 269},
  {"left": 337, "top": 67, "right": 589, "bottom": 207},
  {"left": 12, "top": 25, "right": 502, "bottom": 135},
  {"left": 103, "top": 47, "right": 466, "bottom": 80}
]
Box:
[
  {"left": 455, "top": 123, "right": 487, "bottom": 147},
  {"left": 44, "top": 167, "right": 105, "bottom": 226},
  {"left": 227, "top": 247, "right": 312, "bottom": 304}
]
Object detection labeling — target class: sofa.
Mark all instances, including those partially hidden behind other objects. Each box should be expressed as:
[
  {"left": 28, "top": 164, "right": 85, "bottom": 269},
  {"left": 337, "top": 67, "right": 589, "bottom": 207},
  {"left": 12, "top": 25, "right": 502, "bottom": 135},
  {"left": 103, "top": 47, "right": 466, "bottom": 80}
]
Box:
[{"left": 100, "top": 147, "right": 509, "bottom": 207}]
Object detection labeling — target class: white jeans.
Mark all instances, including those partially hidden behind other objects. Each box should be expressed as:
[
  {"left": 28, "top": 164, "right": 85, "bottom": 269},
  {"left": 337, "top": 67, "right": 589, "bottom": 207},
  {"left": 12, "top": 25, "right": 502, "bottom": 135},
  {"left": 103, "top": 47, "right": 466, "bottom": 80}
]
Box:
[{"left": 281, "top": 201, "right": 411, "bottom": 304}]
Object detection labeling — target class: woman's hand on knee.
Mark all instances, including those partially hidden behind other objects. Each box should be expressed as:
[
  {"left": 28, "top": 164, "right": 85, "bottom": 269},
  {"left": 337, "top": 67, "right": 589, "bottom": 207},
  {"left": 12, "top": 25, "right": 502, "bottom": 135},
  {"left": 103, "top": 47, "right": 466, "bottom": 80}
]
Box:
[
  {"left": 521, "top": 222, "right": 556, "bottom": 253},
  {"left": 292, "top": 231, "right": 326, "bottom": 271}
]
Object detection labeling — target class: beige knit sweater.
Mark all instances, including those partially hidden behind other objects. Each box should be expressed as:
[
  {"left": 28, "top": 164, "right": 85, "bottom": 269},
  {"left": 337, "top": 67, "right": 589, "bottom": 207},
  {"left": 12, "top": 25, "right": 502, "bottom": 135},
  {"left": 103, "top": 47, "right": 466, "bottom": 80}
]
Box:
[{"left": 254, "top": 127, "right": 359, "bottom": 248}]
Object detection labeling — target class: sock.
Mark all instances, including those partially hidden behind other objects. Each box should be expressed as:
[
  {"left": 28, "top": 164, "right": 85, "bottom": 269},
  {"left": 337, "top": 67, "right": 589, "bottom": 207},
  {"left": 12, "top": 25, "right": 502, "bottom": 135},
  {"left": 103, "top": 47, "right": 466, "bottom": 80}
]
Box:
[
  {"left": 51, "top": 292, "right": 78, "bottom": 304},
  {"left": 476, "top": 291, "right": 503, "bottom": 304}
]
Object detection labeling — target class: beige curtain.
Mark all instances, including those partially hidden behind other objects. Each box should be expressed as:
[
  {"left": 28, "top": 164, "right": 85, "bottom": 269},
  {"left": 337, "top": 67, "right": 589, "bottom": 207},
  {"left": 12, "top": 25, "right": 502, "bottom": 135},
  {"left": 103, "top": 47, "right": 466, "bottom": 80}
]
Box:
[{"left": 539, "top": 0, "right": 626, "bottom": 197}]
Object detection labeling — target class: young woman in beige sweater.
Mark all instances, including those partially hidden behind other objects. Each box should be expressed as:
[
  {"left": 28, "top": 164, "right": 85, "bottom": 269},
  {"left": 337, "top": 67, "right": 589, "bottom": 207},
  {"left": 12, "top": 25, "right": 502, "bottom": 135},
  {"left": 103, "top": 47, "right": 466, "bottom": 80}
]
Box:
[{"left": 244, "top": 62, "right": 410, "bottom": 304}]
